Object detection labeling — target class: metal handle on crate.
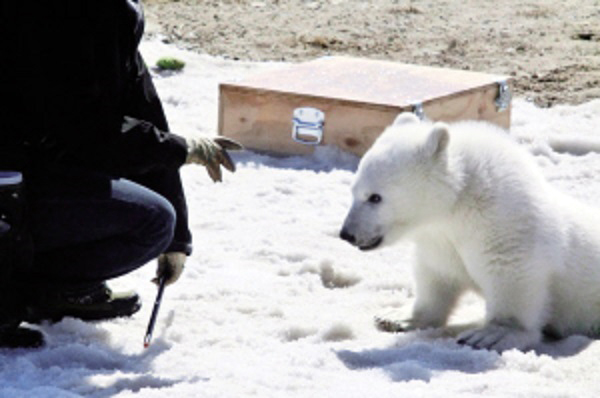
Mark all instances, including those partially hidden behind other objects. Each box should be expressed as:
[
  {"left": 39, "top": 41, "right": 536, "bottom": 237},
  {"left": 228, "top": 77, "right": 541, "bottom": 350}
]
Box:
[{"left": 292, "top": 107, "right": 325, "bottom": 146}]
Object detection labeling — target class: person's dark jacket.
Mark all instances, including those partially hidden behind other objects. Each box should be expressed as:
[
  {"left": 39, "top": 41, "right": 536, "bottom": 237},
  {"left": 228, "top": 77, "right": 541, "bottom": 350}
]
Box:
[{"left": 0, "top": 1, "right": 192, "bottom": 254}]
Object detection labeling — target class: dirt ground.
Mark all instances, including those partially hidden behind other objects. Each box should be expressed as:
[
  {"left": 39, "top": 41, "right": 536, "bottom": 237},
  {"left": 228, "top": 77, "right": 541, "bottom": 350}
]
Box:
[{"left": 143, "top": 0, "right": 600, "bottom": 107}]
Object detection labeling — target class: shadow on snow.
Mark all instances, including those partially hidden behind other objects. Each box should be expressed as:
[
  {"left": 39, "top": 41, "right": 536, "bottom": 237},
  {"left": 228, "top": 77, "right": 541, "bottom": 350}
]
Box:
[
  {"left": 232, "top": 145, "right": 360, "bottom": 173},
  {"left": 0, "top": 316, "right": 205, "bottom": 397},
  {"left": 336, "top": 327, "right": 593, "bottom": 383}
]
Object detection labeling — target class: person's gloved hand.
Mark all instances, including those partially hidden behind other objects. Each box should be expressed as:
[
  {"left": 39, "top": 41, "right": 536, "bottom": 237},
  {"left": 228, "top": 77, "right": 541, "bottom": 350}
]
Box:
[
  {"left": 186, "top": 137, "right": 243, "bottom": 182},
  {"left": 153, "top": 252, "right": 186, "bottom": 286}
]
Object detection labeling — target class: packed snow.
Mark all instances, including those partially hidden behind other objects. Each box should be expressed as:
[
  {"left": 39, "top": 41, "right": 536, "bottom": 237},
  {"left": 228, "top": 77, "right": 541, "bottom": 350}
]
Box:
[{"left": 2, "top": 40, "right": 600, "bottom": 397}]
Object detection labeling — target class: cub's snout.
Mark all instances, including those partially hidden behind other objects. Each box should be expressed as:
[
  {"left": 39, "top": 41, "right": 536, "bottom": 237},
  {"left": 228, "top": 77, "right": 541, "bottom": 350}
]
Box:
[
  {"left": 339, "top": 224, "right": 383, "bottom": 251},
  {"left": 339, "top": 228, "right": 356, "bottom": 245}
]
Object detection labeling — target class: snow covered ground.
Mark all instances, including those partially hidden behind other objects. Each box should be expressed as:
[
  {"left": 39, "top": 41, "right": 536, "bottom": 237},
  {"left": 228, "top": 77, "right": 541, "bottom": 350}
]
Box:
[{"left": 2, "top": 40, "right": 600, "bottom": 397}]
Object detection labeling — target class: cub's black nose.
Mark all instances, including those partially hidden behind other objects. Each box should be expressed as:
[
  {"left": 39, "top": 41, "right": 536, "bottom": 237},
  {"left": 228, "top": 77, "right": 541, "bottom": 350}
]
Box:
[{"left": 339, "top": 228, "right": 356, "bottom": 244}]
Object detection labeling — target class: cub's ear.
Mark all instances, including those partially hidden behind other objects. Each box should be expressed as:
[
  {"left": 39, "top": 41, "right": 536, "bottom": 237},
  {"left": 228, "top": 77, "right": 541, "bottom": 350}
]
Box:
[
  {"left": 392, "top": 112, "right": 420, "bottom": 127},
  {"left": 424, "top": 122, "right": 450, "bottom": 158}
]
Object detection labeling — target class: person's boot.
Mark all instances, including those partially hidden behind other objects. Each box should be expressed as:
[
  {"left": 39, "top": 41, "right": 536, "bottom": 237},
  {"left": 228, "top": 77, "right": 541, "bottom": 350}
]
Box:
[
  {"left": 0, "top": 319, "right": 44, "bottom": 349},
  {"left": 0, "top": 172, "right": 44, "bottom": 348},
  {"left": 25, "top": 283, "right": 141, "bottom": 323}
]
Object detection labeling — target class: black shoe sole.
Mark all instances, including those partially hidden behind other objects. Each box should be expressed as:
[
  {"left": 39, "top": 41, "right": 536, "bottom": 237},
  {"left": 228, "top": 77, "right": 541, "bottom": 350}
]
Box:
[
  {"left": 25, "top": 295, "right": 142, "bottom": 324},
  {"left": 0, "top": 326, "right": 45, "bottom": 349}
]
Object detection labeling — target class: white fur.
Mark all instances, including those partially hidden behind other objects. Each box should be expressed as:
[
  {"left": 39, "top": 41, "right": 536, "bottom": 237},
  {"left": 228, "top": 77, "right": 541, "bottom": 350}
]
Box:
[{"left": 340, "top": 113, "right": 600, "bottom": 352}]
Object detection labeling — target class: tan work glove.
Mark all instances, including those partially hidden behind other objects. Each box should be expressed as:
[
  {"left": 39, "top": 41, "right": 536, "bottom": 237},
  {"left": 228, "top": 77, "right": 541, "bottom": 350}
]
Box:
[
  {"left": 154, "top": 252, "right": 187, "bottom": 286},
  {"left": 186, "top": 137, "right": 244, "bottom": 182}
]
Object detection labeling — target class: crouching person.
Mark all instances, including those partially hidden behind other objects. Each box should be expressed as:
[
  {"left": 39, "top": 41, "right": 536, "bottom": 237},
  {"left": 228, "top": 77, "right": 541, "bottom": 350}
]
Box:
[{"left": 0, "top": 1, "right": 242, "bottom": 348}]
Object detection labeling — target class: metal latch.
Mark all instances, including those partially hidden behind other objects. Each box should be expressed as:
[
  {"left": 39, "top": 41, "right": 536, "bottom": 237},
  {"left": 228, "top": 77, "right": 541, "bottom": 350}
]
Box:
[
  {"left": 495, "top": 80, "right": 512, "bottom": 112},
  {"left": 292, "top": 107, "right": 325, "bottom": 145}
]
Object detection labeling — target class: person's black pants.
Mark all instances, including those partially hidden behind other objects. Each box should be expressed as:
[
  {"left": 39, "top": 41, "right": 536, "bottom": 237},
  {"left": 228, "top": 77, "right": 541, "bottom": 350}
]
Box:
[{"left": 22, "top": 167, "right": 177, "bottom": 288}]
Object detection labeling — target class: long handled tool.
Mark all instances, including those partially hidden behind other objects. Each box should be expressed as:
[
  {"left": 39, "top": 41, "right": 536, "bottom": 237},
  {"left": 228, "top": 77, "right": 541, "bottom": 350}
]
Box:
[{"left": 144, "top": 275, "right": 167, "bottom": 348}]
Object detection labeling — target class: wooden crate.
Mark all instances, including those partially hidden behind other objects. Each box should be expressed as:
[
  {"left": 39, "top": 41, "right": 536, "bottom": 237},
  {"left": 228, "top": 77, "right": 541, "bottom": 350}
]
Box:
[{"left": 218, "top": 56, "right": 512, "bottom": 156}]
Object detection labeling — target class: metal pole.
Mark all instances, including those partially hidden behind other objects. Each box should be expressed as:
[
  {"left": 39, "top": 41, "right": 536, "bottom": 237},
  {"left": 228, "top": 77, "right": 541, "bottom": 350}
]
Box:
[{"left": 144, "top": 275, "right": 167, "bottom": 348}]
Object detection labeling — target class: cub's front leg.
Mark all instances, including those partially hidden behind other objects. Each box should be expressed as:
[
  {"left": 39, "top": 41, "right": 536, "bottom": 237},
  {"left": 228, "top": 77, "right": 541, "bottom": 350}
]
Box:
[
  {"left": 377, "top": 241, "right": 467, "bottom": 332},
  {"left": 456, "top": 256, "right": 550, "bottom": 352}
]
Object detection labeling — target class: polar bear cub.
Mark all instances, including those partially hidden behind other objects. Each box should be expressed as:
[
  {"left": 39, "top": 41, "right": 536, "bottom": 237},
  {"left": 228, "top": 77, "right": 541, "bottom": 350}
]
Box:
[{"left": 340, "top": 112, "right": 600, "bottom": 352}]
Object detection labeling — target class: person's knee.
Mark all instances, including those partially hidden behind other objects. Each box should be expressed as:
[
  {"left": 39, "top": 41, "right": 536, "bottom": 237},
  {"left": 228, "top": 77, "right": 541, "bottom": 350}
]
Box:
[
  {"left": 146, "top": 196, "right": 176, "bottom": 256},
  {"left": 113, "top": 178, "right": 178, "bottom": 265}
]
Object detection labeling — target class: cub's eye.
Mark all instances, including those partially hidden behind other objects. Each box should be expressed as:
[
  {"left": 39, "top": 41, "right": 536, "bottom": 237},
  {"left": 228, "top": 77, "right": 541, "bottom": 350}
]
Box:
[{"left": 367, "top": 193, "right": 382, "bottom": 204}]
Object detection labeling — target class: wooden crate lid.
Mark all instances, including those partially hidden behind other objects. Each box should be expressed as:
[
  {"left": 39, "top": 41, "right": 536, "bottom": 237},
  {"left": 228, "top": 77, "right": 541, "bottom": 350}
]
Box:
[{"left": 222, "top": 56, "right": 511, "bottom": 108}]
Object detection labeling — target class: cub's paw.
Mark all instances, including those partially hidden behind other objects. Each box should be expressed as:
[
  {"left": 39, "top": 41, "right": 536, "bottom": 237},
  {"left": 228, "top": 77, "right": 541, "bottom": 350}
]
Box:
[
  {"left": 457, "top": 323, "right": 541, "bottom": 352},
  {"left": 374, "top": 316, "right": 429, "bottom": 333},
  {"left": 375, "top": 317, "right": 409, "bottom": 333}
]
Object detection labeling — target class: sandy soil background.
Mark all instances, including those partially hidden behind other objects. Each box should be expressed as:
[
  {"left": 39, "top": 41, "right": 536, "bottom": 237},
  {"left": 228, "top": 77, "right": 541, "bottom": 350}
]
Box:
[{"left": 143, "top": 0, "right": 600, "bottom": 107}]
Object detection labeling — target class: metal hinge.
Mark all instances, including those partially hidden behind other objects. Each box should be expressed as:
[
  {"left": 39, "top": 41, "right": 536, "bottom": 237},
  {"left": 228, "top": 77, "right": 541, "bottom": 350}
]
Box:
[
  {"left": 495, "top": 80, "right": 512, "bottom": 112},
  {"left": 412, "top": 102, "right": 425, "bottom": 120}
]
